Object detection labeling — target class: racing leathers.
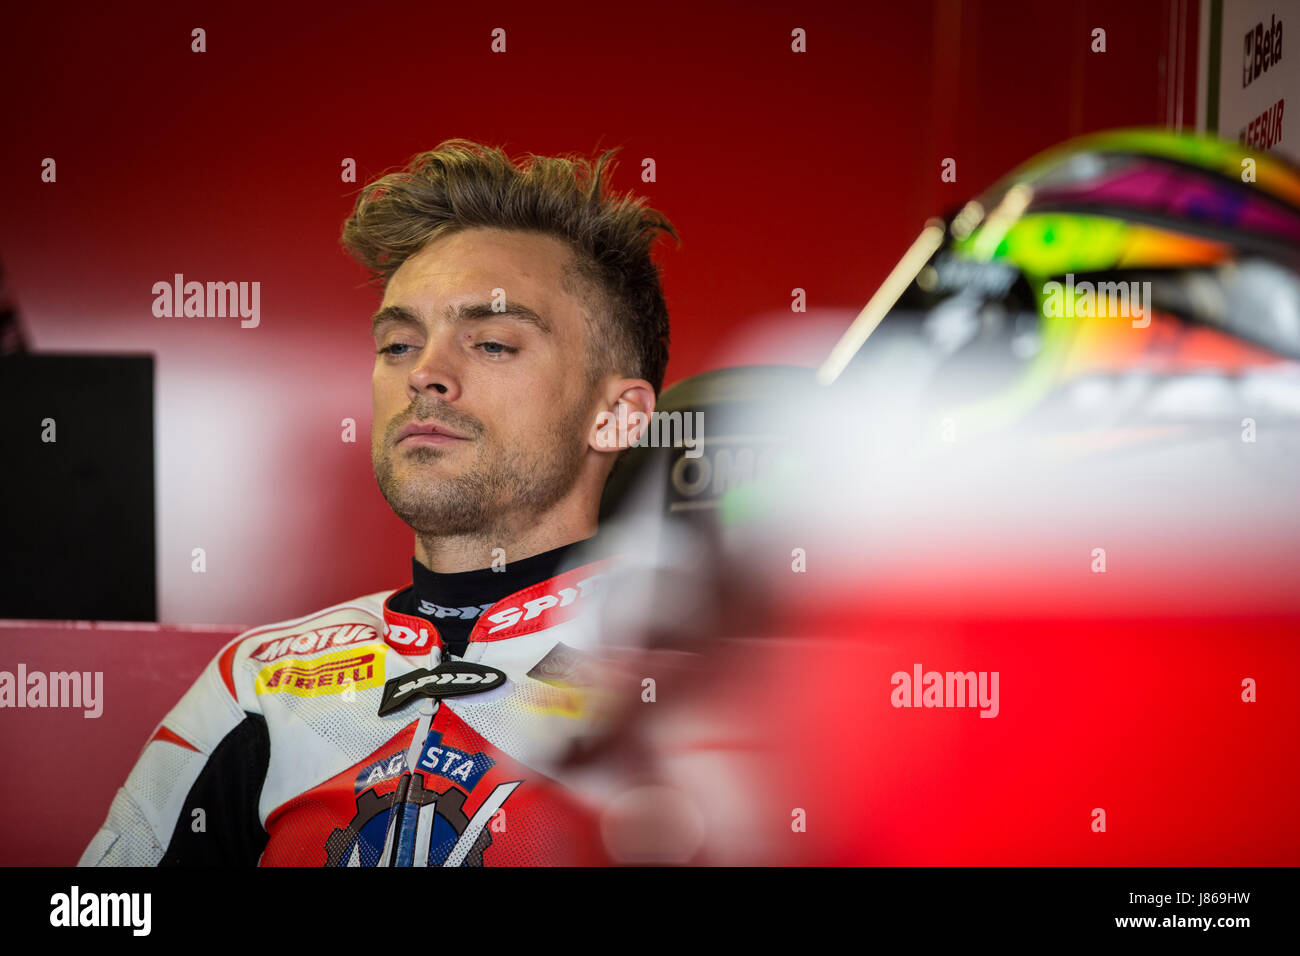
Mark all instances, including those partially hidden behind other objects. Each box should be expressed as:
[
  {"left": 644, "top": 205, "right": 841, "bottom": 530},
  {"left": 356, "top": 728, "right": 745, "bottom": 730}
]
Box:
[{"left": 78, "top": 543, "right": 623, "bottom": 866}]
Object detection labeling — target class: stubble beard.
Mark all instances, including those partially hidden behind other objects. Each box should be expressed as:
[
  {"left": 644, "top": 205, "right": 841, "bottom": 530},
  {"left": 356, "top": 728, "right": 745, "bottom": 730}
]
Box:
[{"left": 373, "top": 399, "right": 591, "bottom": 540}]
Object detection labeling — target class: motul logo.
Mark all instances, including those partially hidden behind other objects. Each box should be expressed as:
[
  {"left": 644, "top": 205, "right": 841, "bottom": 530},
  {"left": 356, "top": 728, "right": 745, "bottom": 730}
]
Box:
[{"left": 252, "top": 623, "right": 377, "bottom": 662}]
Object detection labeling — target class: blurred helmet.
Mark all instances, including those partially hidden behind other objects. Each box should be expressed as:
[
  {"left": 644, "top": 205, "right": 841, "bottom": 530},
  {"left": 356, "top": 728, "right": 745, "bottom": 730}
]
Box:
[{"left": 847, "top": 128, "right": 1300, "bottom": 443}]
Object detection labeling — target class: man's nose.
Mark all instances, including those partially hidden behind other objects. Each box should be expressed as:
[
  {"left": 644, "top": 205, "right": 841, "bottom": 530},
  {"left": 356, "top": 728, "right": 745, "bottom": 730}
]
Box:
[{"left": 407, "top": 341, "right": 460, "bottom": 402}]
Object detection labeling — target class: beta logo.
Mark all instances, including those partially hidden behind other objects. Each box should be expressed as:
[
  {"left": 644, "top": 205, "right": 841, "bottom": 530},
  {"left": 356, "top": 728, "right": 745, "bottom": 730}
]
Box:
[
  {"left": 255, "top": 646, "right": 385, "bottom": 698},
  {"left": 1243, "top": 14, "right": 1284, "bottom": 88}
]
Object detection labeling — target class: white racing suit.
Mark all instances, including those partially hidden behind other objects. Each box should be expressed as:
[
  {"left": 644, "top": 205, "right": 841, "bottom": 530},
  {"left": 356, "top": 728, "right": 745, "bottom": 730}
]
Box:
[{"left": 79, "top": 558, "right": 622, "bottom": 866}]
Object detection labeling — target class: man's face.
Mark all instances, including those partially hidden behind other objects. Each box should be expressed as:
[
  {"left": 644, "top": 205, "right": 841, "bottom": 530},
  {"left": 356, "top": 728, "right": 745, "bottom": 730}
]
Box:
[{"left": 371, "top": 227, "right": 600, "bottom": 537}]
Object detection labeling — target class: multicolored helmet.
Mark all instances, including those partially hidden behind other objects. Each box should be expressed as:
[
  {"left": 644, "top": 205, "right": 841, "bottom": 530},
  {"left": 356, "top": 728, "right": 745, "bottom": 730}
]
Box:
[{"left": 833, "top": 128, "right": 1300, "bottom": 441}]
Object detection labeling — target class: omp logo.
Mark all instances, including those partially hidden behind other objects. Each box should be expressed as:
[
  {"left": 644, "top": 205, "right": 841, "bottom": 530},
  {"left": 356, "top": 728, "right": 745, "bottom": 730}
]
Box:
[
  {"left": 251, "top": 623, "right": 378, "bottom": 663},
  {"left": 483, "top": 574, "right": 605, "bottom": 635},
  {"left": 669, "top": 441, "right": 783, "bottom": 510},
  {"left": 256, "top": 646, "right": 385, "bottom": 698}
]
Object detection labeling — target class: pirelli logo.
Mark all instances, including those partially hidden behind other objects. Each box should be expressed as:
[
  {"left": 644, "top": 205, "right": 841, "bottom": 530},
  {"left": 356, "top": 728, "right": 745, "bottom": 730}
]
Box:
[{"left": 255, "top": 646, "right": 386, "bottom": 698}]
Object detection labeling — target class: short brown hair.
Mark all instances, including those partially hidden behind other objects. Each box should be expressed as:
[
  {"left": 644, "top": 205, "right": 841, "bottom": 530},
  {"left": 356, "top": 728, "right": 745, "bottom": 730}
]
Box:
[{"left": 341, "top": 139, "right": 679, "bottom": 393}]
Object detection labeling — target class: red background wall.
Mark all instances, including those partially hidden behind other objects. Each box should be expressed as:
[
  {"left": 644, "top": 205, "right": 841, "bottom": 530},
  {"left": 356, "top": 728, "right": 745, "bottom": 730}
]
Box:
[
  {"left": 13, "top": 1, "right": 1292, "bottom": 871},
  {"left": 0, "top": 0, "right": 1193, "bottom": 626}
]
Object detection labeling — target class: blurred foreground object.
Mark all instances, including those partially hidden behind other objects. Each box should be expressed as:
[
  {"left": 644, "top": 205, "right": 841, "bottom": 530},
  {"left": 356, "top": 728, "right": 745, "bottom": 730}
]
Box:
[{"left": 590, "top": 129, "right": 1300, "bottom": 864}]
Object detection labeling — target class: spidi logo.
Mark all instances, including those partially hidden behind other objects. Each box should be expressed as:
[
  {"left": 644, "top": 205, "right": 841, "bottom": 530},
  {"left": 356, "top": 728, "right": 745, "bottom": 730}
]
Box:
[
  {"left": 483, "top": 573, "right": 605, "bottom": 634},
  {"left": 385, "top": 620, "right": 432, "bottom": 650}
]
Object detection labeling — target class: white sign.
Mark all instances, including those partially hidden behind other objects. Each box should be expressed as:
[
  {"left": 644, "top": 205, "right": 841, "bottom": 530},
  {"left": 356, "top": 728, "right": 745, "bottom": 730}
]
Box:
[{"left": 1199, "top": 0, "right": 1298, "bottom": 162}]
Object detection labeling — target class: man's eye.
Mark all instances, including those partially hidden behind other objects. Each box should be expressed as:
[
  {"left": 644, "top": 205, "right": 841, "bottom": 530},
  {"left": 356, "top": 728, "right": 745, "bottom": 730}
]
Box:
[
  {"left": 377, "top": 343, "right": 416, "bottom": 356},
  {"left": 476, "top": 341, "right": 518, "bottom": 357}
]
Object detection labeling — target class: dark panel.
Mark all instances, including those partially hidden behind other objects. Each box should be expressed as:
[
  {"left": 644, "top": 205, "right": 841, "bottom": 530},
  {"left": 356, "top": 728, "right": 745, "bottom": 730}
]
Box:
[{"left": 0, "top": 354, "right": 155, "bottom": 620}]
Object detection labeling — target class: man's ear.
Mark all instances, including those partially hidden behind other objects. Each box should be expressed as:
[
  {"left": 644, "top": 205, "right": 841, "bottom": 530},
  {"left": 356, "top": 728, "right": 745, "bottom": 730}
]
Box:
[{"left": 590, "top": 379, "right": 656, "bottom": 453}]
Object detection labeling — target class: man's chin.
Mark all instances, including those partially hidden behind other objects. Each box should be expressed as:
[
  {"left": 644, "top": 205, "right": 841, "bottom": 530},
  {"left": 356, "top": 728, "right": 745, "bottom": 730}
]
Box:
[
  {"left": 385, "top": 495, "right": 486, "bottom": 532},
  {"left": 386, "top": 474, "right": 471, "bottom": 507},
  {"left": 377, "top": 474, "right": 492, "bottom": 531}
]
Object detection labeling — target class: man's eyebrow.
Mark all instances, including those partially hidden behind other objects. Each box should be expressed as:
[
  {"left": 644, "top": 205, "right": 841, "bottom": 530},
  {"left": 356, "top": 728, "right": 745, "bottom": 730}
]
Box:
[
  {"left": 370, "top": 302, "right": 553, "bottom": 337},
  {"left": 448, "top": 301, "right": 552, "bottom": 334},
  {"left": 370, "top": 305, "right": 422, "bottom": 338}
]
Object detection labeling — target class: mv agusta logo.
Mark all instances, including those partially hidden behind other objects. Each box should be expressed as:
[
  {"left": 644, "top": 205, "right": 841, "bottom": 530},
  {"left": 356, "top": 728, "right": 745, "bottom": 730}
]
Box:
[{"left": 324, "top": 732, "right": 519, "bottom": 867}]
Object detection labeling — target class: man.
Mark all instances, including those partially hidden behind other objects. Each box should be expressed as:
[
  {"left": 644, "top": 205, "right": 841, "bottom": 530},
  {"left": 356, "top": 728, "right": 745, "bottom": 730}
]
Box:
[{"left": 79, "top": 139, "right": 678, "bottom": 866}]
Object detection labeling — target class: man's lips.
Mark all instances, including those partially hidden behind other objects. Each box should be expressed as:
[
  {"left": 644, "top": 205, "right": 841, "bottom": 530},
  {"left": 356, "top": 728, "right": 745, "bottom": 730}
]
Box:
[{"left": 396, "top": 421, "right": 470, "bottom": 446}]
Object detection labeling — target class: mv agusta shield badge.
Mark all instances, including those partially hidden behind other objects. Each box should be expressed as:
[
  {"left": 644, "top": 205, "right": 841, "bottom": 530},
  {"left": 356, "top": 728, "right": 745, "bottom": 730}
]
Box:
[{"left": 377, "top": 662, "right": 508, "bottom": 716}]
